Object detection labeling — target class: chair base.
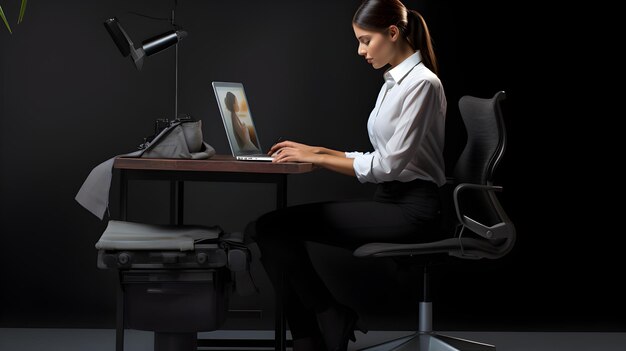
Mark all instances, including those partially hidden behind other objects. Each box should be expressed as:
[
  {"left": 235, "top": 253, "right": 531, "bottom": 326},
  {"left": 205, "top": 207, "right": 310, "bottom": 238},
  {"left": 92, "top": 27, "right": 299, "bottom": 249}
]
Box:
[{"left": 358, "top": 332, "right": 495, "bottom": 351}]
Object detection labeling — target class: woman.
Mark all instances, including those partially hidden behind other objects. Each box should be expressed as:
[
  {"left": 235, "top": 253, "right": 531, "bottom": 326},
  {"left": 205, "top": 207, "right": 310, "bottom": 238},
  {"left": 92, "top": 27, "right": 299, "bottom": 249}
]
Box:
[
  {"left": 247, "top": 1, "right": 446, "bottom": 350},
  {"left": 224, "top": 91, "right": 259, "bottom": 151}
]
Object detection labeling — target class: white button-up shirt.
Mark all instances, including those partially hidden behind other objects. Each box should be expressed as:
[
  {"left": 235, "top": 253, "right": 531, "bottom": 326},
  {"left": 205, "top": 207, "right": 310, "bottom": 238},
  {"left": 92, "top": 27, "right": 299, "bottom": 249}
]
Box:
[{"left": 346, "top": 51, "right": 447, "bottom": 186}]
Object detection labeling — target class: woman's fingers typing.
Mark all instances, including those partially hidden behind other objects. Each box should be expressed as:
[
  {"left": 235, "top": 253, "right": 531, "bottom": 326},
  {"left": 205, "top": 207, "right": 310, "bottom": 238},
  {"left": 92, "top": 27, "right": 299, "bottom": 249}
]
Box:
[{"left": 268, "top": 141, "right": 288, "bottom": 155}]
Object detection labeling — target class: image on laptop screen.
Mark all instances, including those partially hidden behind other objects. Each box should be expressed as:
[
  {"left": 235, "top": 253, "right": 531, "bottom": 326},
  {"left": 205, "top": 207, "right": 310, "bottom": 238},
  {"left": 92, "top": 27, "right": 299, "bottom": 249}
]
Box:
[{"left": 212, "top": 82, "right": 263, "bottom": 156}]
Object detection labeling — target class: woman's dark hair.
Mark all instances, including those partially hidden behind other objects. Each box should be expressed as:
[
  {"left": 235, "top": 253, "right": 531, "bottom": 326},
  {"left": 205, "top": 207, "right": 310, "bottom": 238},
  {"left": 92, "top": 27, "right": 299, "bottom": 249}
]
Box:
[
  {"left": 353, "top": 0, "right": 438, "bottom": 75},
  {"left": 224, "top": 92, "right": 236, "bottom": 112}
]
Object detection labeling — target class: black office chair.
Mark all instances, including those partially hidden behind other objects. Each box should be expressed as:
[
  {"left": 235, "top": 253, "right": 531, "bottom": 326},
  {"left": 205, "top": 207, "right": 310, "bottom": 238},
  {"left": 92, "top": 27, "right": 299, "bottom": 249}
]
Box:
[{"left": 353, "top": 91, "right": 515, "bottom": 351}]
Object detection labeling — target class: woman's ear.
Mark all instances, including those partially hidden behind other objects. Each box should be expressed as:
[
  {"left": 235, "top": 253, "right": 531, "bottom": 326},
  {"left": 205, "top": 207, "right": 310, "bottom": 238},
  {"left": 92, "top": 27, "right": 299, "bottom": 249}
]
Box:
[{"left": 387, "top": 25, "right": 400, "bottom": 42}]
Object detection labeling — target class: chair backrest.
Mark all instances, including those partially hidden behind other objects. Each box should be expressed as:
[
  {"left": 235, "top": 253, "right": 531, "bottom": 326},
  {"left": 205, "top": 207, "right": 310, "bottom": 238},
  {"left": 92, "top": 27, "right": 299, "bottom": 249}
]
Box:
[
  {"left": 452, "top": 91, "right": 515, "bottom": 257},
  {"left": 453, "top": 91, "right": 507, "bottom": 185}
]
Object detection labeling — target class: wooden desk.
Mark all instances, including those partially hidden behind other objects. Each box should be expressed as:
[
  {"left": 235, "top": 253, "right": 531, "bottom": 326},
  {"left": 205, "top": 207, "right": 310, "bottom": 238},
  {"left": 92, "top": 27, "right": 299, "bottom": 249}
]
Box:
[
  {"left": 115, "top": 155, "right": 313, "bottom": 225},
  {"left": 113, "top": 155, "right": 315, "bottom": 351},
  {"left": 114, "top": 154, "right": 313, "bottom": 173}
]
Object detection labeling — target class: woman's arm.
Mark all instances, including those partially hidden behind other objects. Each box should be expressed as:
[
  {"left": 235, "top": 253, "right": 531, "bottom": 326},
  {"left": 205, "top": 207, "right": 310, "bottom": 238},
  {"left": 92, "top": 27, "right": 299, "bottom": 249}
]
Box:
[
  {"left": 268, "top": 141, "right": 346, "bottom": 158},
  {"left": 272, "top": 146, "right": 356, "bottom": 177},
  {"left": 269, "top": 140, "right": 356, "bottom": 176},
  {"left": 317, "top": 147, "right": 346, "bottom": 158},
  {"left": 315, "top": 154, "right": 356, "bottom": 176}
]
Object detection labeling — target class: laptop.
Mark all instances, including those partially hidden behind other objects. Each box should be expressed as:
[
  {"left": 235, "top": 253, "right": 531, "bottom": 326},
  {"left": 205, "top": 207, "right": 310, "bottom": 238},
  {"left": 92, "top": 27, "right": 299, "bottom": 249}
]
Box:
[{"left": 212, "top": 81, "right": 274, "bottom": 161}]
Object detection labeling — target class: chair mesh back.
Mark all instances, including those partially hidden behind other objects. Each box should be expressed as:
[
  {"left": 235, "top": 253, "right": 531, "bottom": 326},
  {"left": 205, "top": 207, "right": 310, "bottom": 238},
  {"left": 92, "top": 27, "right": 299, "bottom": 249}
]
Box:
[{"left": 453, "top": 91, "right": 507, "bottom": 227}]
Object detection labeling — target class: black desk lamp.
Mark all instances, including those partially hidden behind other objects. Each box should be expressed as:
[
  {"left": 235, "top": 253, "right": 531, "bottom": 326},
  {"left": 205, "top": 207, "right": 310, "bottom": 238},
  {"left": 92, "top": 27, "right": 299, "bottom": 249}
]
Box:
[
  {"left": 104, "top": 6, "right": 187, "bottom": 120},
  {"left": 103, "top": 17, "right": 186, "bottom": 71}
]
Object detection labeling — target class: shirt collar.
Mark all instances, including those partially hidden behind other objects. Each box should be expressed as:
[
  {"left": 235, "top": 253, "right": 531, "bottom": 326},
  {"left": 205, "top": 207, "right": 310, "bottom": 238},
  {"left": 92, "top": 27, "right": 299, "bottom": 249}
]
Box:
[{"left": 383, "top": 50, "right": 422, "bottom": 89}]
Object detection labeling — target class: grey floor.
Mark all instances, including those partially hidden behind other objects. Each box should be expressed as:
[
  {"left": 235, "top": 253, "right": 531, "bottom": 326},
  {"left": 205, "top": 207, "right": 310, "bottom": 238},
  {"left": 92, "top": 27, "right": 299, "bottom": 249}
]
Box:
[{"left": 1, "top": 328, "right": 625, "bottom": 351}]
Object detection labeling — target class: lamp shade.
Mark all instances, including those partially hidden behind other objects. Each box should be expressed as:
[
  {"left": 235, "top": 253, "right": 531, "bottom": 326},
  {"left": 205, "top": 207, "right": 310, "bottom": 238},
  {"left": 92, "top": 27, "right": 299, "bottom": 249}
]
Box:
[
  {"left": 142, "top": 30, "right": 188, "bottom": 56},
  {"left": 104, "top": 17, "right": 131, "bottom": 57}
]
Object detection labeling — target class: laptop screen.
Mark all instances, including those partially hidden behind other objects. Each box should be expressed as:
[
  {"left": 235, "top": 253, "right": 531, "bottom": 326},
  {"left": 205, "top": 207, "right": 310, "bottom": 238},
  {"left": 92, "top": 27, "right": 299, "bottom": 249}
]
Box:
[{"left": 212, "top": 81, "right": 263, "bottom": 155}]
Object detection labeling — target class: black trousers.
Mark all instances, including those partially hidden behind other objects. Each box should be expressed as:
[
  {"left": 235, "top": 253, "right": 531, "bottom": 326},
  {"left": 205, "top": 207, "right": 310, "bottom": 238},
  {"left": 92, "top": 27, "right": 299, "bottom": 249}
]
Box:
[{"left": 248, "top": 179, "right": 442, "bottom": 339}]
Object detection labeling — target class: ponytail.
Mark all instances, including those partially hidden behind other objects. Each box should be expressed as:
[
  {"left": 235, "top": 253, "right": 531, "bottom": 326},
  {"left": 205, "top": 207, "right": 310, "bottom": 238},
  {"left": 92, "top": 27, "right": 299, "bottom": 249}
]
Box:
[
  {"left": 405, "top": 10, "right": 438, "bottom": 76},
  {"left": 353, "top": 0, "right": 440, "bottom": 76}
]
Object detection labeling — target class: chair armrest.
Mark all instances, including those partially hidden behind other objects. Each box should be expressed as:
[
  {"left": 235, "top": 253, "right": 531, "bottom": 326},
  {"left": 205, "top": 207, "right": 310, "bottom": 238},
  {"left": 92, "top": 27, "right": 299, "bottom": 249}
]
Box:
[{"left": 453, "top": 183, "right": 507, "bottom": 240}]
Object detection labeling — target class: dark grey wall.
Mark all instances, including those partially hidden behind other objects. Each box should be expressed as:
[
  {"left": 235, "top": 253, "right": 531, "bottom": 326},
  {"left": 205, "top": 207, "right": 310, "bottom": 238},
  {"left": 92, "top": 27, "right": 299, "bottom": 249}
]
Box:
[{"left": 1, "top": 0, "right": 623, "bottom": 331}]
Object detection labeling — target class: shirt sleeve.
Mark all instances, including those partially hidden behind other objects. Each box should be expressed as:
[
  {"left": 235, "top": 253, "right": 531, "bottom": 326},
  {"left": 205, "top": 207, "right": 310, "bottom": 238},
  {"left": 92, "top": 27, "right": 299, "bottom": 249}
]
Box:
[{"left": 352, "top": 80, "right": 439, "bottom": 183}]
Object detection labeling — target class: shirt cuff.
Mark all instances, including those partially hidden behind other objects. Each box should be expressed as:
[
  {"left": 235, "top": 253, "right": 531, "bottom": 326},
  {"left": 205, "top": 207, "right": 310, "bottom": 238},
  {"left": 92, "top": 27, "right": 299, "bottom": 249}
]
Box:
[{"left": 352, "top": 153, "right": 375, "bottom": 183}]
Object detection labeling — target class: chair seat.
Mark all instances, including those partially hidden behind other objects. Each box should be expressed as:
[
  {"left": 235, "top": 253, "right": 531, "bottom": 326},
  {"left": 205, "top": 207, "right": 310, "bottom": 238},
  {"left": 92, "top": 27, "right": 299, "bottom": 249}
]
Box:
[{"left": 353, "top": 236, "right": 506, "bottom": 259}]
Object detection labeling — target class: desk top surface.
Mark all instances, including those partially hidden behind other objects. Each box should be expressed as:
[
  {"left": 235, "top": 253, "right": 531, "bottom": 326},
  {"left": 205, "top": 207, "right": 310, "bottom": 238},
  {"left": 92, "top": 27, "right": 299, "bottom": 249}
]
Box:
[{"left": 113, "top": 155, "right": 315, "bottom": 174}]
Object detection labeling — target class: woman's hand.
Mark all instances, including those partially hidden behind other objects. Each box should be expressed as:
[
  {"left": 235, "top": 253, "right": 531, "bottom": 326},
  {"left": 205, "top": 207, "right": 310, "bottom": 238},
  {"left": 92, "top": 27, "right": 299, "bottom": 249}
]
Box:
[
  {"left": 268, "top": 140, "right": 321, "bottom": 157},
  {"left": 271, "top": 145, "right": 321, "bottom": 164}
]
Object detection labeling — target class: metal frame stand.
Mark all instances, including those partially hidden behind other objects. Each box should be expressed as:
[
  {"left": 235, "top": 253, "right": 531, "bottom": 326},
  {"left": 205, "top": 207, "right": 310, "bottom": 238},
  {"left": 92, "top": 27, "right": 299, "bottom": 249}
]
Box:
[{"left": 114, "top": 169, "right": 290, "bottom": 351}]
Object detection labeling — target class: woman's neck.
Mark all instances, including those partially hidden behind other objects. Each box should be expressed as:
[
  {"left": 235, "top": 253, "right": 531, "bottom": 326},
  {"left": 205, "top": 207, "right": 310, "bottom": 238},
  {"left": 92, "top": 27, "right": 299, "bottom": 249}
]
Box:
[{"left": 389, "top": 43, "right": 416, "bottom": 68}]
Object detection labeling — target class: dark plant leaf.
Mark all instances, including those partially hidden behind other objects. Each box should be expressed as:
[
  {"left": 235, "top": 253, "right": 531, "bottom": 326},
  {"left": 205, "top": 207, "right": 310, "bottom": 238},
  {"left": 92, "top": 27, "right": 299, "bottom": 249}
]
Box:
[
  {"left": 1, "top": 5, "right": 13, "bottom": 34},
  {"left": 18, "top": 0, "right": 28, "bottom": 24}
]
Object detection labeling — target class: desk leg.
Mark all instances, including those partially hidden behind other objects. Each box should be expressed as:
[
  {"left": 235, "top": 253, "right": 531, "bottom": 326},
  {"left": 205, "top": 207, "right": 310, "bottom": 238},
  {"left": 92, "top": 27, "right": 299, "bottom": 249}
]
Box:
[
  {"left": 116, "top": 272, "right": 125, "bottom": 351},
  {"left": 170, "top": 181, "right": 184, "bottom": 225},
  {"left": 120, "top": 171, "right": 128, "bottom": 221},
  {"left": 117, "top": 172, "right": 127, "bottom": 351},
  {"left": 275, "top": 175, "right": 287, "bottom": 351}
]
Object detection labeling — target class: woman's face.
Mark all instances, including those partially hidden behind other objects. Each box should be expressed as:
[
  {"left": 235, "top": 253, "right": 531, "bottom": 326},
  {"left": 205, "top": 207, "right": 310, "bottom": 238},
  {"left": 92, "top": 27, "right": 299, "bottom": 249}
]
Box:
[{"left": 353, "top": 24, "right": 396, "bottom": 69}]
